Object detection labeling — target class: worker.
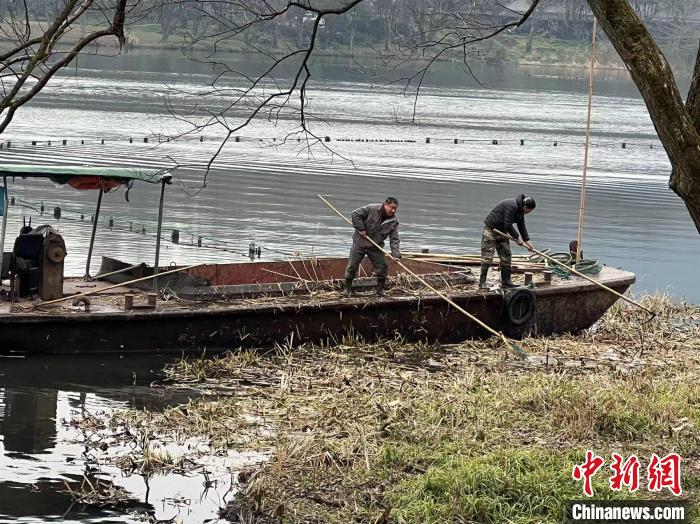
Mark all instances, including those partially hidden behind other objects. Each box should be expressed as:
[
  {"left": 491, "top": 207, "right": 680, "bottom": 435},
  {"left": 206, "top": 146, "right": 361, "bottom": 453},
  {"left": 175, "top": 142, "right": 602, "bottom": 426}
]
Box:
[
  {"left": 480, "top": 194, "right": 536, "bottom": 289},
  {"left": 344, "top": 197, "right": 400, "bottom": 297}
]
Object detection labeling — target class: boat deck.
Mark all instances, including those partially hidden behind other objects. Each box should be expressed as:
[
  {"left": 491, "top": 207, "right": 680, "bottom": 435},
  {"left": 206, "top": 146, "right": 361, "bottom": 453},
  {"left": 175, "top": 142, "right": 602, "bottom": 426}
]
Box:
[
  {"left": 0, "top": 266, "right": 632, "bottom": 317},
  {"left": 0, "top": 279, "right": 132, "bottom": 314}
]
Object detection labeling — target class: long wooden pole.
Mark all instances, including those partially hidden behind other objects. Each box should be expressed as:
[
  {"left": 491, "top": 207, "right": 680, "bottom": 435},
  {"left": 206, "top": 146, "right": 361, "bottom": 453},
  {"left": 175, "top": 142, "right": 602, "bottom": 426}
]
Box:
[
  {"left": 35, "top": 263, "right": 204, "bottom": 308},
  {"left": 0, "top": 176, "right": 8, "bottom": 283},
  {"left": 318, "top": 195, "right": 525, "bottom": 356},
  {"left": 494, "top": 229, "right": 653, "bottom": 316},
  {"left": 153, "top": 180, "right": 167, "bottom": 291},
  {"left": 576, "top": 16, "right": 598, "bottom": 264},
  {"left": 404, "top": 251, "right": 532, "bottom": 260}
]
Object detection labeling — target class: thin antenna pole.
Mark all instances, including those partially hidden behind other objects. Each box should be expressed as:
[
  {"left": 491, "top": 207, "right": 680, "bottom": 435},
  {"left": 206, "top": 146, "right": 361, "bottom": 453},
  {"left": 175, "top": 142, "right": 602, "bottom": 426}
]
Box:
[
  {"left": 576, "top": 16, "right": 598, "bottom": 264},
  {"left": 0, "top": 176, "right": 8, "bottom": 283},
  {"left": 153, "top": 179, "right": 167, "bottom": 291},
  {"left": 85, "top": 189, "right": 103, "bottom": 279}
]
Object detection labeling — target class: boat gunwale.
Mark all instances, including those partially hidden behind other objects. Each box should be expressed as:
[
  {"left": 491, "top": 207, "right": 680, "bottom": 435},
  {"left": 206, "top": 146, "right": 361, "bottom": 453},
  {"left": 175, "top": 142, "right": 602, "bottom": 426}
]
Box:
[{"left": 0, "top": 270, "right": 636, "bottom": 323}]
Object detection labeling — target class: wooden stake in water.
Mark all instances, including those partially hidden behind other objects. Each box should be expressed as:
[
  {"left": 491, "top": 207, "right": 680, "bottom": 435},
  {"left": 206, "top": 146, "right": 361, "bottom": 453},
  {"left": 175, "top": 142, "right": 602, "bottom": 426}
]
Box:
[{"left": 318, "top": 194, "right": 527, "bottom": 359}]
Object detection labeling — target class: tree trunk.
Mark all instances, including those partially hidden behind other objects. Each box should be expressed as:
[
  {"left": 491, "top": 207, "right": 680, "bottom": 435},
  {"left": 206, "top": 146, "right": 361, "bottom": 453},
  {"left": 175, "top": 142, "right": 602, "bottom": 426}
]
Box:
[
  {"left": 384, "top": 14, "right": 391, "bottom": 52},
  {"left": 349, "top": 15, "right": 357, "bottom": 55},
  {"left": 586, "top": 0, "right": 700, "bottom": 234},
  {"left": 526, "top": 8, "right": 538, "bottom": 53},
  {"left": 271, "top": 19, "right": 279, "bottom": 49},
  {"left": 159, "top": 7, "right": 176, "bottom": 43},
  {"left": 297, "top": 16, "right": 305, "bottom": 48}
]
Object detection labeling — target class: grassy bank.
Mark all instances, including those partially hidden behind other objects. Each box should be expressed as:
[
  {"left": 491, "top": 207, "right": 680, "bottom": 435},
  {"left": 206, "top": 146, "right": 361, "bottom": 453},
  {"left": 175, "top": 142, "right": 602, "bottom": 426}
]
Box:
[{"left": 76, "top": 295, "right": 700, "bottom": 522}]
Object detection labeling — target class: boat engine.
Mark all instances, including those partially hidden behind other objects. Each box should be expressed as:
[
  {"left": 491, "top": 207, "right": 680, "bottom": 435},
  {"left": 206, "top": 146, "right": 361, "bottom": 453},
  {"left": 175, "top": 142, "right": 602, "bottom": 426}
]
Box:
[{"left": 11, "top": 225, "right": 66, "bottom": 300}]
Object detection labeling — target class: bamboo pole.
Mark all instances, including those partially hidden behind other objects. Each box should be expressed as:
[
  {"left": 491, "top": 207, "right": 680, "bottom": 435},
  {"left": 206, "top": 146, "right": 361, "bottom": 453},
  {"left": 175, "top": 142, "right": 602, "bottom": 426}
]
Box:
[
  {"left": 260, "top": 267, "right": 310, "bottom": 282},
  {"left": 0, "top": 176, "right": 8, "bottom": 283},
  {"left": 403, "top": 251, "right": 532, "bottom": 260},
  {"left": 153, "top": 179, "right": 167, "bottom": 291},
  {"left": 493, "top": 229, "right": 653, "bottom": 317},
  {"left": 375, "top": 250, "right": 481, "bottom": 271},
  {"left": 410, "top": 258, "right": 547, "bottom": 271},
  {"left": 318, "top": 195, "right": 526, "bottom": 357},
  {"left": 576, "top": 16, "right": 598, "bottom": 264},
  {"left": 35, "top": 263, "right": 204, "bottom": 308}
]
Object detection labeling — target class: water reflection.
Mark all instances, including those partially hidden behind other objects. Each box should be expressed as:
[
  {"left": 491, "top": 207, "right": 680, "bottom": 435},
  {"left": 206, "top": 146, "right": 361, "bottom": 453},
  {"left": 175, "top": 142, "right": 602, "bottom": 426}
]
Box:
[
  {"left": 68, "top": 48, "right": 671, "bottom": 98},
  {"left": 2, "top": 388, "right": 58, "bottom": 454},
  {"left": 0, "top": 355, "right": 244, "bottom": 523}
]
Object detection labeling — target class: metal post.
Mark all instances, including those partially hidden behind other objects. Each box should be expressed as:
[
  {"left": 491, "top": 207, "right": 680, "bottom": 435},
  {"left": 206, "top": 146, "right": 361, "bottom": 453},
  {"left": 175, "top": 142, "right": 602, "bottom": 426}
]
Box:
[
  {"left": 0, "top": 176, "right": 8, "bottom": 284},
  {"left": 153, "top": 179, "right": 167, "bottom": 291},
  {"left": 84, "top": 189, "right": 103, "bottom": 279}
]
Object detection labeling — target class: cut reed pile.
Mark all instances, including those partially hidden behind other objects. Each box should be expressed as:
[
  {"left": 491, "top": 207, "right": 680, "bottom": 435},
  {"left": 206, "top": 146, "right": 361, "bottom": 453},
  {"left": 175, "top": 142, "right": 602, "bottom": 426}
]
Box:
[{"left": 76, "top": 295, "right": 700, "bottom": 523}]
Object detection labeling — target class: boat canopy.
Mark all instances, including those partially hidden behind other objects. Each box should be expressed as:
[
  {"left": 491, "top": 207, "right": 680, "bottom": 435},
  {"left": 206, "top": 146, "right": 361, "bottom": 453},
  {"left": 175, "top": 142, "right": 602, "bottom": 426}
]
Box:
[
  {"left": 0, "top": 164, "right": 170, "bottom": 190},
  {"left": 0, "top": 164, "right": 173, "bottom": 283}
]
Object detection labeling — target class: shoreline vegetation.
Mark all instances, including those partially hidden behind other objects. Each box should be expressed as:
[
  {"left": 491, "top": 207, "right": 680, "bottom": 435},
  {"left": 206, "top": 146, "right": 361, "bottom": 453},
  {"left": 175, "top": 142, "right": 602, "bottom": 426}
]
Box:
[
  {"left": 71, "top": 294, "right": 700, "bottom": 523},
  {"left": 0, "top": 22, "right": 640, "bottom": 71}
]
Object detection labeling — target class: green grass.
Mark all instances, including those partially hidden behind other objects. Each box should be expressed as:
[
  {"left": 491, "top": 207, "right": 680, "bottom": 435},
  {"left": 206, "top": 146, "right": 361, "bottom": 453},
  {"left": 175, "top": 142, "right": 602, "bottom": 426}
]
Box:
[{"left": 389, "top": 449, "right": 615, "bottom": 524}]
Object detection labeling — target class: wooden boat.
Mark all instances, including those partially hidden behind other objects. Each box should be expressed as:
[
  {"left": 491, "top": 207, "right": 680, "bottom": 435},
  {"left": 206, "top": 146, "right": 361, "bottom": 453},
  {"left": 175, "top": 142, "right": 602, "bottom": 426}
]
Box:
[{"left": 1, "top": 256, "right": 635, "bottom": 354}]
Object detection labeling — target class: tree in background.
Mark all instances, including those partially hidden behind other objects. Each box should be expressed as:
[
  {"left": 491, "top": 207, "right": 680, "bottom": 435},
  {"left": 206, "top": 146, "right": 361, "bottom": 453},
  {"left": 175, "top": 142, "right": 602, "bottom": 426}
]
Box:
[{"left": 586, "top": 0, "right": 700, "bottom": 232}]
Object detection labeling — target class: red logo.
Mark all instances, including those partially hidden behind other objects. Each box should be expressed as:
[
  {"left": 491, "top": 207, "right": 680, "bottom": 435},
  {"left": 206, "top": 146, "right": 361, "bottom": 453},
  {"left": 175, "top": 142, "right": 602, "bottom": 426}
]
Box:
[
  {"left": 573, "top": 451, "right": 682, "bottom": 497},
  {"left": 647, "top": 453, "right": 682, "bottom": 496},
  {"left": 573, "top": 450, "right": 605, "bottom": 497},
  {"left": 609, "top": 453, "right": 641, "bottom": 492}
]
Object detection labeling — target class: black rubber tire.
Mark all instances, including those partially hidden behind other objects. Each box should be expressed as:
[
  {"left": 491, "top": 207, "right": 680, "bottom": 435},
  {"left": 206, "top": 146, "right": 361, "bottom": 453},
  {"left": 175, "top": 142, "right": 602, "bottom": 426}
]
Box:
[{"left": 503, "top": 287, "right": 537, "bottom": 326}]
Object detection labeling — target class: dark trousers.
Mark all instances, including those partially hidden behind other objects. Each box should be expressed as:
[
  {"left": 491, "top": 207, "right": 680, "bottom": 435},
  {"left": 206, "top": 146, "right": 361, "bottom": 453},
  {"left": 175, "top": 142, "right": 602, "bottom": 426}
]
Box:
[{"left": 344, "top": 244, "right": 388, "bottom": 280}]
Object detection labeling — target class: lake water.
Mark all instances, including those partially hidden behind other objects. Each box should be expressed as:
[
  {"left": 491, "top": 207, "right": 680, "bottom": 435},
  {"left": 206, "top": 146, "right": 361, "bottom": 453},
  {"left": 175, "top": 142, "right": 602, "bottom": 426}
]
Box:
[{"left": 1, "top": 48, "right": 698, "bottom": 522}]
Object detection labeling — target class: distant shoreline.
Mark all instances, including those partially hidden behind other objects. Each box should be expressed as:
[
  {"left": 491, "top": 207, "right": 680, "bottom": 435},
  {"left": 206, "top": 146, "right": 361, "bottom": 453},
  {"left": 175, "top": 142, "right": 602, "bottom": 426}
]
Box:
[{"left": 0, "top": 28, "right": 632, "bottom": 72}]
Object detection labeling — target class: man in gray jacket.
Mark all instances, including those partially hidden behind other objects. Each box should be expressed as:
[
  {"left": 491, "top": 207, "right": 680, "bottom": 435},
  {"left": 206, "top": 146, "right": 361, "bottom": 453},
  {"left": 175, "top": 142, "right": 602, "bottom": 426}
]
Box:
[
  {"left": 344, "top": 197, "right": 400, "bottom": 297},
  {"left": 480, "top": 194, "right": 536, "bottom": 289}
]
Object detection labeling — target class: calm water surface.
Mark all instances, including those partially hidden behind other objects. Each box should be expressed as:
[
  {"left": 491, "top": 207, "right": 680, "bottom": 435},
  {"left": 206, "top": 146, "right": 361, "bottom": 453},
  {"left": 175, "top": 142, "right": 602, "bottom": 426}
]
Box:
[{"left": 1, "top": 49, "right": 698, "bottom": 522}]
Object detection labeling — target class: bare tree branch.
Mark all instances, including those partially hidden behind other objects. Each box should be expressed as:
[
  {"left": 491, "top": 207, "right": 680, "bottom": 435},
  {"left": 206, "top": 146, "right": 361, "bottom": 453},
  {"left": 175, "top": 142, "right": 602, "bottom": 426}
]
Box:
[{"left": 0, "top": 0, "right": 140, "bottom": 133}]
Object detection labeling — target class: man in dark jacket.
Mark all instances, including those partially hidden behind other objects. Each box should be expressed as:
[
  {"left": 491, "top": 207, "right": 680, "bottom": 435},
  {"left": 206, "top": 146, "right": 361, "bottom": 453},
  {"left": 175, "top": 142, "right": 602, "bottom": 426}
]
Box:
[
  {"left": 480, "top": 194, "right": 536, "bottom": 289},
  {"left": 344, "top": 197, "right": 400, "bottom": 297}
]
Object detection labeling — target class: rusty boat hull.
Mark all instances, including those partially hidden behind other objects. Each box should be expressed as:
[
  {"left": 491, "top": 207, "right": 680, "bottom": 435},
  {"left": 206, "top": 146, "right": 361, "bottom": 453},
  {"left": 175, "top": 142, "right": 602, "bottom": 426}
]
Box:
[{"left": 0, "top": 257, "right": 635, "bottom": 354}]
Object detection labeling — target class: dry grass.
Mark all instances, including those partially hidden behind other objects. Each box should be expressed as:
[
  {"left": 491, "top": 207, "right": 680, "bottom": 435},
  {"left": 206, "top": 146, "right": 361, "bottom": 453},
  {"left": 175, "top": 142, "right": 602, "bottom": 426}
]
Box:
[
  {"left": 75, "top": 294, "right": 700, "bottom": 523},
  {"left": 63, "top": 475, "right": 133, "bottom": 507}
]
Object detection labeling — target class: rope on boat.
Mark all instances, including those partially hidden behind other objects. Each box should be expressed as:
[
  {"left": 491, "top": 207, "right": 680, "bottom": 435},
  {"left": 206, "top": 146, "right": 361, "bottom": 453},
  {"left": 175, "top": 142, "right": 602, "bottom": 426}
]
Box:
[
  {"left": 526, "top": 251, "right": 602, "bottom": 278},
  {"left": 548, "top": 259, "right": 602, "bottom": 279}
]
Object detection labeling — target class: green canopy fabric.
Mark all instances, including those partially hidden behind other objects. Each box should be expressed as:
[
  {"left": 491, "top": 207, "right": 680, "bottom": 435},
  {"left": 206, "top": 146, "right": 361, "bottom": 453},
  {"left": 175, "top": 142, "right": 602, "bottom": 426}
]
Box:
[{"left": 0, "top": 164, "right": 169, "bottom": 188}]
